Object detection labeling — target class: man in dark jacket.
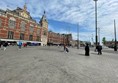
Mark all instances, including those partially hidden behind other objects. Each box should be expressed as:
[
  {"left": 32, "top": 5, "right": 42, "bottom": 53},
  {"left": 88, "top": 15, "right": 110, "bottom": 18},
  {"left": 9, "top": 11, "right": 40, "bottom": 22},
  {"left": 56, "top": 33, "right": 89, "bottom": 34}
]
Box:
[
  {"left": 96, "top": 43, "right": 102, "bottom": 55},
  {"left": 85, "top": 43, "right": 90, "bottom": 56}
]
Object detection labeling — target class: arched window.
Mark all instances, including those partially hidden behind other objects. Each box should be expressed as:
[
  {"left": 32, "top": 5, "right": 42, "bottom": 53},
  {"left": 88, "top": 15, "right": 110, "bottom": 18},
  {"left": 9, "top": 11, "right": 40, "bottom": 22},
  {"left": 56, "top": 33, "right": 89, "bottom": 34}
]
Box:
[
  {"left": 29, "top": 35, "right": 33, "bottom": 41},
  {"left": 20, "top": 21, "right": 26, "bottom": 31},
  {"left": 36, "top": 36, "right": 40, "bottom": 41},
  {"left": 20, "top": 33, "right": 24, "bottom": 40},
  {"left": 8, "top": 17, "right": 16, "bottom": 29},
  {"left": 8, "top": 31, "right": 14, "bottom": 39}
]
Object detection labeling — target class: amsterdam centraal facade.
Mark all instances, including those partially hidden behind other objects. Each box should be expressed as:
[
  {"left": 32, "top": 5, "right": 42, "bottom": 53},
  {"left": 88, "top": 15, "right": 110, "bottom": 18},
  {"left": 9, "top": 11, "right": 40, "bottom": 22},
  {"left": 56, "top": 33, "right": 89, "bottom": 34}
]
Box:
[{"left": 0, "top": 4, "right": 48, "bottom": 46}]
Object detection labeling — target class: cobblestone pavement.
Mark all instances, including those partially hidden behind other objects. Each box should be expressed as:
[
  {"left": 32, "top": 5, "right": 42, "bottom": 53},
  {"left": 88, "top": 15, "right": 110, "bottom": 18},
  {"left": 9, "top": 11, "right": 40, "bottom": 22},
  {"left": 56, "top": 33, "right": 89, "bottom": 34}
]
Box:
[{"left": 0, "top": 46, "right": 118, "bottom": 83}]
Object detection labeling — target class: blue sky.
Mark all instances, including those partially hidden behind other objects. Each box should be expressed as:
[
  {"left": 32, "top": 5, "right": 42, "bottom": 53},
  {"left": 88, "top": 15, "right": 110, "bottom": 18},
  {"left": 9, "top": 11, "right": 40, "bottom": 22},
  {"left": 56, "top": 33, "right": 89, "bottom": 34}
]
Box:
[{"left": 0, "top": 0, "right": 118, "bottom": 43}]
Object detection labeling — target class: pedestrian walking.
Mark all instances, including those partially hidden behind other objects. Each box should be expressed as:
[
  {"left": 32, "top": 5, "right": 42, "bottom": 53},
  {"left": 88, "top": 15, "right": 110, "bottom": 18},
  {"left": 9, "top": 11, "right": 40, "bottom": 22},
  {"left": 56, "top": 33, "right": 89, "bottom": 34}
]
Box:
[
  {"left": 63, "top": 44, "right": 69, "bottom": 53},
  {"left": 64, "top": 44, "right": 66, "bottom": 51},
  {"left": 65, "top": 46, "right": 69, "bottom": 53},
  {"left": 85, "top": 43, "right": 90, "bottom": 56},
  {"left": 96, "top": 43, "right": 102, "bottom": 55},
  {"left": 18, "top": 41, "right": 22, "bottom": 49},
  {"left": 3, "top": 42, "right": 8, "bottom": 51}
]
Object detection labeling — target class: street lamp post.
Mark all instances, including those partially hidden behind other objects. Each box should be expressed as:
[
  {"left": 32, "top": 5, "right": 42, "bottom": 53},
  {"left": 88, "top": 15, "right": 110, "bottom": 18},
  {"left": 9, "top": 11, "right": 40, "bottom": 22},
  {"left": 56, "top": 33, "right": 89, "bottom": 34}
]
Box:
[
  {"left": 114, "top": 19, "right": 117, "bottom": 51},
  {"left": 98, "top": 27, "right": 100, "bottom": 44},
  {"left": 91, "top": 34, "right": 94, "bottom": 45},
  {"left": 93, "top": 0, "right": 98, "bottom": 47},
  {"left": 77, "top": 24, "right": 79, "bottom": 49}
]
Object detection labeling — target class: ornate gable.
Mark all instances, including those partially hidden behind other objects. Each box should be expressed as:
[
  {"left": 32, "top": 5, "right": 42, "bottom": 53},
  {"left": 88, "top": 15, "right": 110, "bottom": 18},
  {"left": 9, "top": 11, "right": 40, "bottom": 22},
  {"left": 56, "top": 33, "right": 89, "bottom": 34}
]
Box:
[
  {"left": 11, "top": 3, "right": 31, "bottom": 19},
  {"left": 20, "top": 3, "right": 29, "bottom": 18}
]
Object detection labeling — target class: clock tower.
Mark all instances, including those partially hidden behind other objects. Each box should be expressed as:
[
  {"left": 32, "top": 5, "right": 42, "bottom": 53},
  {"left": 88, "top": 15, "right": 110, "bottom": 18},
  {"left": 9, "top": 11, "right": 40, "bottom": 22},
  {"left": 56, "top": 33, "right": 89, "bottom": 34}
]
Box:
[{"left": 40, "top": 11, "right": 48, "bottom": 46}]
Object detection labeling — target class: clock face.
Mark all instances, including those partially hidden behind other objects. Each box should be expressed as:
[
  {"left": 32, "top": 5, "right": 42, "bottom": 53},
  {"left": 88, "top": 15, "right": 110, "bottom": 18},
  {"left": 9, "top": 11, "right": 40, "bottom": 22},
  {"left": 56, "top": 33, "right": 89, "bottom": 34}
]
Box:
[{"left": 21, "top": 12, "right": 28, "bottom": 18}]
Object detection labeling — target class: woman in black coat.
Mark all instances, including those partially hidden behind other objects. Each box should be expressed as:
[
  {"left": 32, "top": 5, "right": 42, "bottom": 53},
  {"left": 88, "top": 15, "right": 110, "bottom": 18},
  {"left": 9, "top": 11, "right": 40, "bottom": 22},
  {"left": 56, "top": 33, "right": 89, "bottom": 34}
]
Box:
[{"left": 85, "top": 43, "right": 90, "bottom": 56}]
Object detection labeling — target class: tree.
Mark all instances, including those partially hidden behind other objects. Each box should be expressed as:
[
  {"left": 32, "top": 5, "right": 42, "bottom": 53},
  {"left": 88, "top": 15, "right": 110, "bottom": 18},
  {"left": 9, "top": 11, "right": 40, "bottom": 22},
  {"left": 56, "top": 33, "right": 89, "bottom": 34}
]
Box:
[{"left": 102, "top": 37, "right": 106, "bottom": 45}]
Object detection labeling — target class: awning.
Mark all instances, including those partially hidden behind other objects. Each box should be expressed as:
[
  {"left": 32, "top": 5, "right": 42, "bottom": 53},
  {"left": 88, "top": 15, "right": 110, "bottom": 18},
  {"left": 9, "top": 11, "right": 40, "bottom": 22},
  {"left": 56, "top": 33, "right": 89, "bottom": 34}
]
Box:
[{"left": 0, "top": 39, "right": 42, "bottom": 43}]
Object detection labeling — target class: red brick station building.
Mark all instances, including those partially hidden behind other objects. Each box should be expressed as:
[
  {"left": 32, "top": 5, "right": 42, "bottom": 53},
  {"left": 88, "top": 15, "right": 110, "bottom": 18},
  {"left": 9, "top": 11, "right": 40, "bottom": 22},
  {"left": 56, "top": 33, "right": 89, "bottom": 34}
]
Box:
[
  {"left": 0, "top": 4, "right": 48, "bottom": 46},
  {"left": 0, "top": 4, "right": 72, "bottom": 46}
]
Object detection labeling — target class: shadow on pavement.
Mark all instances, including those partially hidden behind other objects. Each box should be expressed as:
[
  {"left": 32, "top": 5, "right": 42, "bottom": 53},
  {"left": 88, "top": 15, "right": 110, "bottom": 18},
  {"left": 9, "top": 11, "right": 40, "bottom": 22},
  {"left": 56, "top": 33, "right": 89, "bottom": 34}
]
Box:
[
  {"left": 91, "top": 53, "right": 98, "bottom": 55},
  {"left": 78, "top": 53, "right": 85, "bottom": 56},
  {"left": 59, "top": 51, "right": 64, "bottom": 52}
]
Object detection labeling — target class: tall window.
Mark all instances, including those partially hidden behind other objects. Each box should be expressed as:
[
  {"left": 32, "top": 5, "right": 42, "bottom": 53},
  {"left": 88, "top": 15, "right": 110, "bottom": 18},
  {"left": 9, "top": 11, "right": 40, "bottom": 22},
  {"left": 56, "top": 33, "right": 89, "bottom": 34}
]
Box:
[
  {"left": 20, "top": 33, "right": 24, "bottom": 40},
  {"left": 29, "top": 35, "right": 33, "bottom": 41},
  {"left": 8, "top": 17, "right": 16, "bottom": 29},
  {"left": 8, "top": 31, "right": 14, "bottom": 39},
  {"left": 20, "top": 21, "right": 26, "bottom": 31},
  {"left": 37, "top": 29, "right": 40, "bottom": 35},
  {"left": 29, "top": 24, "right": 34, "bottom": 33},
  {"left": 43, "top": 30, "right": 47, "bottom": 35},
  {"left": 36, "top": 36, "right": 40, "bottom": 41},
  {"left": 0, "top": 19, "right": 2, "bottom": 27}
]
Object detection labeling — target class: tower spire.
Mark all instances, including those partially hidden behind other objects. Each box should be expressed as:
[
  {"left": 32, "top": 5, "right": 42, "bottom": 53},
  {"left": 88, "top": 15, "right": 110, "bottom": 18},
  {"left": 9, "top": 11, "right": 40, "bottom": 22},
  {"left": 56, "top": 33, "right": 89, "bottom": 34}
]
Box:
[
  {"left": 41, "top": 10, "right": 47, "bottom": 21},
  {"left": 39, "top": 10, "right": 48, "bottom": 27},
  {"left": 44, "top": 10, "right": 46, "bottom": 15},
  {"left": 24, "top": 3, "right": 27, "bottom": 11}
]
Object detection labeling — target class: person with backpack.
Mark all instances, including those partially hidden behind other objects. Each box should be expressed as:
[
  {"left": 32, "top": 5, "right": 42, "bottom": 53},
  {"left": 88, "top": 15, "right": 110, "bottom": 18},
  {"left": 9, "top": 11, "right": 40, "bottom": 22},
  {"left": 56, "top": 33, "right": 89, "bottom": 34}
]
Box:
[{"left": 18, "top": 41, "right": 22, "bottom": 49}]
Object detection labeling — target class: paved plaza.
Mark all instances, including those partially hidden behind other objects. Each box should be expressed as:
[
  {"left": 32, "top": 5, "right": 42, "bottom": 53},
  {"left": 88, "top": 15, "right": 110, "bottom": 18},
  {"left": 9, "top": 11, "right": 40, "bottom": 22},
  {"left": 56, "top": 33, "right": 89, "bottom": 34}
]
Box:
[{"left": 0, "top": 46, "right": 118, "bottom": 83}]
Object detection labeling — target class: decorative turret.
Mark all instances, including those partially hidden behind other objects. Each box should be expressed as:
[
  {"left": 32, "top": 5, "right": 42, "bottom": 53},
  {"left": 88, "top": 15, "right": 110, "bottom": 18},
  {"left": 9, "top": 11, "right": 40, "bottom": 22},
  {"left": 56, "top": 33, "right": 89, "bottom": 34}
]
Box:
[
  {"left": 40, "top": 11, "right": 48, "bottom": 46},
  {"left": 40, "top": 11, "right": 48, "bottom": 28},
  {"left": 41, "top": 11, "right": 47, "bottom": 21}
]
